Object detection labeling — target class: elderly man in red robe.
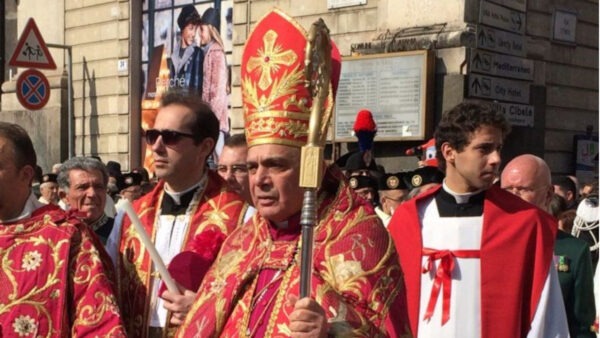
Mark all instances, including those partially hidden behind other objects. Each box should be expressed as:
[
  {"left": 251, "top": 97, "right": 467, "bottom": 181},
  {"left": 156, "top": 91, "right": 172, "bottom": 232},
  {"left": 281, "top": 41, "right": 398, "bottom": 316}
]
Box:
[
  {"left": 107, "top": 91, "right": 247, "bottom": 338},
  {"left": 175, "top": 9, "right": 410, "bottom": 338},
  {"left": 388, "top": 102, "right": 568, "bottom": 337},
  {"left": 0, "top": 122, "right": 126, "bottom": 337}
]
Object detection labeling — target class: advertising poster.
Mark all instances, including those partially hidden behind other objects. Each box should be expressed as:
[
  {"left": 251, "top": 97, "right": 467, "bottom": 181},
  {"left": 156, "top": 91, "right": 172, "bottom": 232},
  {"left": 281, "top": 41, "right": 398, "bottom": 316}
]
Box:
[{"left": 141, "top": 0, "right": 233, "bottom": 174}]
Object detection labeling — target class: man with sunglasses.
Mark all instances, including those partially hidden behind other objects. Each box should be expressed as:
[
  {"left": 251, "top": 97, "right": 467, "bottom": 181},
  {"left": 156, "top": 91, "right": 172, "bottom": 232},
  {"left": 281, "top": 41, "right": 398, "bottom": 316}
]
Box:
[{"left": 108, "top": 91, "right": 246, "bottom": 338}]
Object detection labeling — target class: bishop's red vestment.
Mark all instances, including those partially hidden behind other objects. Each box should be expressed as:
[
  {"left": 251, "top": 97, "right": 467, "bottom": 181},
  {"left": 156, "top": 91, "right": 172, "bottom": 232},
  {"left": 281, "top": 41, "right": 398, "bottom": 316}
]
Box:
[
  {"left": 176, "top": 166, "right": 411, "bottom": 337},
  {"left": 0, "top": 204, "right": 126, "bottom": 337}
]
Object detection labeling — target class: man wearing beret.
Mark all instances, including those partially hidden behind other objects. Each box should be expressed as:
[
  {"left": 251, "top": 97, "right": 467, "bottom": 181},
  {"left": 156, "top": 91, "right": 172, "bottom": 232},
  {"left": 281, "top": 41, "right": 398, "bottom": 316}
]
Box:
[
  {"left": 38, "top": 173, "right": 59, "bottom": 205},
  {"left": 117, "top": 171, "right": 143, "bottom": 202},
  {"left": 349, "top": 175, "right": 378, "bottom": 206},
  {"left": 169, "top": 5, "right": 204, "bottom": 94},
  {"left": 403, "top": 165, "right": 445, "bottom": 200},
  {"left": 375, "top": 172, "right": 408, "bottom": 227},
  {"left": 176, "top": 9, "right": 410, "bottom": 338}
]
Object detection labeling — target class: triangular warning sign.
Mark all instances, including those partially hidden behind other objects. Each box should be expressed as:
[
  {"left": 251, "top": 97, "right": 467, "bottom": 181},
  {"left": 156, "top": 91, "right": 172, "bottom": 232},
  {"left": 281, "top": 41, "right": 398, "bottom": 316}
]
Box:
[{"left": 9, "top": 18, "right": 56, "bottom": 70}]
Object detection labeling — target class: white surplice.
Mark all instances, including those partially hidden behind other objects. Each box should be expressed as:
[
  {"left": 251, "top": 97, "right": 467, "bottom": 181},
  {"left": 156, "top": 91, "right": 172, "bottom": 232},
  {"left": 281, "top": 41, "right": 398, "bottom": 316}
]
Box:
[{"left": 417, "top": 185, "right": 569, "bottom": 338}]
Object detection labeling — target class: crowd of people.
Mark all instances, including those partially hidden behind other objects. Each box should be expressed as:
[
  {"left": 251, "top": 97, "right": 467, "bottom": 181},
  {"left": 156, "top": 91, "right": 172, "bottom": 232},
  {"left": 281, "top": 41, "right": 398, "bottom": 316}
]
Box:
[{"left": 1, "top": 8, "right": 598, "bottom": 338}]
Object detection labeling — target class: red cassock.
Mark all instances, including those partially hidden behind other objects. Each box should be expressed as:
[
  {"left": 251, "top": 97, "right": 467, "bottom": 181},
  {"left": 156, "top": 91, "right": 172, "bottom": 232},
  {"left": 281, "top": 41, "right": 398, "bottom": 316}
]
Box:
[
  {"left": 387, "top": 185, "right": 557, "bottom": 338},
  {"left": 0, "top": 205, "right": 126, "bottom": 337},
  {"left": 175, "top": 167, "right": 411, "bottom": 338},
  {"left": 116, "top": 171, "right": 246, "bottom": 338}
]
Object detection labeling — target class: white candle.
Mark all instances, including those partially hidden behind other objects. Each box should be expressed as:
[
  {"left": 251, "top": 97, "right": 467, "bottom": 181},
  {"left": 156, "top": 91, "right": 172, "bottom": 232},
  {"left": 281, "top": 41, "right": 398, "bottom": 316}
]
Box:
[{"left": 116, "top": 199, "right": 180, "bottom": 294}]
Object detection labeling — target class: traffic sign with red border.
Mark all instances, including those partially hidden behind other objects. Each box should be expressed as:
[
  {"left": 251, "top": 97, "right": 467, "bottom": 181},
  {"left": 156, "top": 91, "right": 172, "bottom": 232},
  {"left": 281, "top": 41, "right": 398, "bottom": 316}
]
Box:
[
  {"left": 16, "top": 69, "right": 51, "bottom": 110},
  {"left": 9, "top": 18, "right": 57, "bottom": 69}
]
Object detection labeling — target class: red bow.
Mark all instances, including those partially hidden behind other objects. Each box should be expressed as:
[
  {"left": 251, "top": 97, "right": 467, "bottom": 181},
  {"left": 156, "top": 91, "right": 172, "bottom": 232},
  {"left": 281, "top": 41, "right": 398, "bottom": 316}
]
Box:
[{"left": 421, "top": 248, "right": 480, "bottom": 325}]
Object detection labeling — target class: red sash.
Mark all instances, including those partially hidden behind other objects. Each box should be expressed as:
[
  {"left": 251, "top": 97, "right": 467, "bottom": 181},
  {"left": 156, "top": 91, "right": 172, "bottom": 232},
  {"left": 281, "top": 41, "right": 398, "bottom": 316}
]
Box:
[{"left": 421, "top": 248, "right": 480, "bottom": 324}]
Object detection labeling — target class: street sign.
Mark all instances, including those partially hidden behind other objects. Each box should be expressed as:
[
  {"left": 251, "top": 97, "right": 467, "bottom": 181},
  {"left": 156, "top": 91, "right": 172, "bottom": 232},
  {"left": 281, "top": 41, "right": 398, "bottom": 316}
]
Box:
[
  {"left": 490, "top": 101, "right": 534, "bottom": 127},
  {"left": 16, "top": 69, "right": 51, "bottom": 110},
  {"left": 468, "top": 74, "right": 530, "bottom": 104},
  {"left": 328, "top": 0, "right": 367, "bottom": 9},
  {"left": 552, "top": 9, "right": 577, "bottom": 43},
  {"left": 477, "top": 25, "right": 525, "bottom": 57},
  {"left": 469, "top": 49, "right": 534, "bottom": 80},
  {"left": 480, "top": 0, "right": 526, "bottom": 34},
  {"left": 487, "top": 0, "right": 526, "bottom": 12},
  {"left": 9, "top": 18, "right": 56, "bottom": 69}
]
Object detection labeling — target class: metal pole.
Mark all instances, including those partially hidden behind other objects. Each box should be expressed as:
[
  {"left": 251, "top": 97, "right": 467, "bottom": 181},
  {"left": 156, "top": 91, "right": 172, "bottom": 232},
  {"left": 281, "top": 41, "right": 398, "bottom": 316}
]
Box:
[
  {"left": 47, "top": 43, "right": 74, "bottom": 158},
  {"left": 299, "top": 189, "right": 317, "bottom": 298}
]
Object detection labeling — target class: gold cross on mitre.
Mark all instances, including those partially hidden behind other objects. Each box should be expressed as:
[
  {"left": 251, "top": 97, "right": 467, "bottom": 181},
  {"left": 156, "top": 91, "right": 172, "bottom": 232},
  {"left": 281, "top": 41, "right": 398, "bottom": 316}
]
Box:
[{"left": 245, "top": 30, "right": 297, "bottom": 90}]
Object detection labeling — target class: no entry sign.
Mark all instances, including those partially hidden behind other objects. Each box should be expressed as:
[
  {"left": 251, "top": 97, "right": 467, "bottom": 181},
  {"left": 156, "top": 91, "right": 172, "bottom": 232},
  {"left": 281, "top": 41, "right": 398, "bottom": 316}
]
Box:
[{"left": 16, "top": 69, "right": 50, "bottom": 110}]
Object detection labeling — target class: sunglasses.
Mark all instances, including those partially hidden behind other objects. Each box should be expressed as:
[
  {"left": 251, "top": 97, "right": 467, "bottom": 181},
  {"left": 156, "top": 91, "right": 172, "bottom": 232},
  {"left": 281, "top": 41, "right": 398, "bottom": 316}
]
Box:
[{"left": 145, "top": 129, "right": 196, "bottom": 146}]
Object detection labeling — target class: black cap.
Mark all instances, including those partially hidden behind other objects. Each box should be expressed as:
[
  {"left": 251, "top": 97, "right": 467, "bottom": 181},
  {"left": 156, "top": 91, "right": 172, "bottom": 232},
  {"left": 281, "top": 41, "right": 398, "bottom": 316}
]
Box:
[
  {"left": 349, "top": 175, "right": 377, "bottom": 190},
  {"left": 178, "top": 5, "right": 201, "bottom": 30},
  {"left": 201, "top": 7, "right": 220, "bottom": 31},
  {"left": 403, "top": 166, "right": 444, "bottom": 190},
  {"left": 131, "top": 167, "right": 150, "bottom": 182},
  {"left": 41, "top": 173, "right": 57, "bottom": 184},
  {"left": 378, "top": 173, "right": 408, "bottom": 191},
  {"left": 343, "top": 151, "right": 378, "bottom": 172},
  {"left": 117, "top": 172, "right": 143, "bottom": 191},
  {"left": 106, "top": 161, "right": 122, "bottom": 178}
]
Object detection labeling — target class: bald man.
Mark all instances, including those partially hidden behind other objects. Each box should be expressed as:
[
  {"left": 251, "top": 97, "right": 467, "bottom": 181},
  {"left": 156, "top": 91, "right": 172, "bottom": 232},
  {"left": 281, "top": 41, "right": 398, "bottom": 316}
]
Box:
[
  {"left": 500, "top": 154, "right": 554, "bottom": 210},
  {"left": 501, "top": 154, "right": 596, "bottom": 338}
]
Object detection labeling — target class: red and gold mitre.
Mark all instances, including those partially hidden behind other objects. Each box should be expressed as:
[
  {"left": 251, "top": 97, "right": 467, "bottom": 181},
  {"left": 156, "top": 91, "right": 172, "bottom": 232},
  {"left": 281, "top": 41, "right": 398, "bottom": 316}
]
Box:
[{"left": 242, "top": 9, "right": 340, "bottom": 147}]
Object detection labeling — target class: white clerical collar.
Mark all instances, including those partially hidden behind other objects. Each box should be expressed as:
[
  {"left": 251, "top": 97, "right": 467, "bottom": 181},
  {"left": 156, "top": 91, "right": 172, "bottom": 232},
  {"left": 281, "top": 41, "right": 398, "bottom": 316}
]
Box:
[
  {"left": 163, "top": 176, "right": 206, "bottom": 205},
  {"left": 442, "top": 181, "right": 485, "bottom": 204},
  {"left": 4, "top": 192, "right": 45, "bottom": 223}
]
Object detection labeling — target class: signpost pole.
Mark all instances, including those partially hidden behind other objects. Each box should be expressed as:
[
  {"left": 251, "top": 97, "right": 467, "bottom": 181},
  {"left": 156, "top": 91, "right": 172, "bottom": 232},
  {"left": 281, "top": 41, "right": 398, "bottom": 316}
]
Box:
[{"left": 47, "top": 43, "right": 74, "bottom": 158}]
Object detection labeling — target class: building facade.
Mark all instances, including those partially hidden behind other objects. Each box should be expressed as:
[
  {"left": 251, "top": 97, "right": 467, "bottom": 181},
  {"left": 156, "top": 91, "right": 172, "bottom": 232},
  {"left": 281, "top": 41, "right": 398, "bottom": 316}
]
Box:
[{"left": 1, "top": 0, "right": 597, "bottom": 180}]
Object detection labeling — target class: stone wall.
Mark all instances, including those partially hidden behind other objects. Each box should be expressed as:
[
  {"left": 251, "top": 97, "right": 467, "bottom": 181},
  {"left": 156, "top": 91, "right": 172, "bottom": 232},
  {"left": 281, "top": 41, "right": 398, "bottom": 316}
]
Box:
[
  {"left": 231, "top": 0, "right": 597, "bottom": 175},
  {"left": 527, "top": 0, "right": 598, "bottom": 175},
  {"left": 2, "top": 0, "right": 597, "bottom": 175},
  {"left": 66, "top": 0, "right": 132, "bottom": 169}
]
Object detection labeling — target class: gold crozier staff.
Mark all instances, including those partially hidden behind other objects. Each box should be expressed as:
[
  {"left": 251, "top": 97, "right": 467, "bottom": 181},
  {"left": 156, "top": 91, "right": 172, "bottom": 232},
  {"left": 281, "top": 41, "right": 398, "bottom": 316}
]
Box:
[{"left": 298, "top": 18, "right": 333, "bottom": 298}]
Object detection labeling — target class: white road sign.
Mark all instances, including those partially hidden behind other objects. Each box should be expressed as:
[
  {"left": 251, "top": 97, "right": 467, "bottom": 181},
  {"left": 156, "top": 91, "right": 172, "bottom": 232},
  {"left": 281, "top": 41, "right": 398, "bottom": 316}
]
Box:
[
  {"left": 8, "top": 18, "right": 56, "bottom": 69},
  {"left": 491, "top": 102, "right": 534, "bottom": 127},
  {"left": 469, "top": 49, "right": 534, "bottom": 80},
  {"left": 480, "top": 0, "right": 526, "bottom": 34},
  {"left": 468, "top": 74, "right": 530, "bottom": 104},
  {"left": 477, "top": 26, "right": 526, "bottom": 57},
  {"left": 328, "top": 0, "right": 366, "bottom": 9}
]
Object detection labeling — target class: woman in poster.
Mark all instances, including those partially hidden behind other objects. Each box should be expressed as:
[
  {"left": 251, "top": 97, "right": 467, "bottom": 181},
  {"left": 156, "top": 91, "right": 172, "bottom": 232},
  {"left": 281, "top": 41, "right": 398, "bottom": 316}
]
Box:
[
  {"left": 200, "top": 8, "right": 229, "bottom": 164},
  {"left": 169, "top": 5, "right": 204, "bottom": 93}
]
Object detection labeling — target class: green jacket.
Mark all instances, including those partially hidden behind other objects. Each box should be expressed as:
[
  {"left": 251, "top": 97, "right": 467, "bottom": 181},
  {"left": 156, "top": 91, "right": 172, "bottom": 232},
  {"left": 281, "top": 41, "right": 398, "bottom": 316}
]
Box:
[{"left": 555, "top": 230, "right": 596, "bottom": 338}]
